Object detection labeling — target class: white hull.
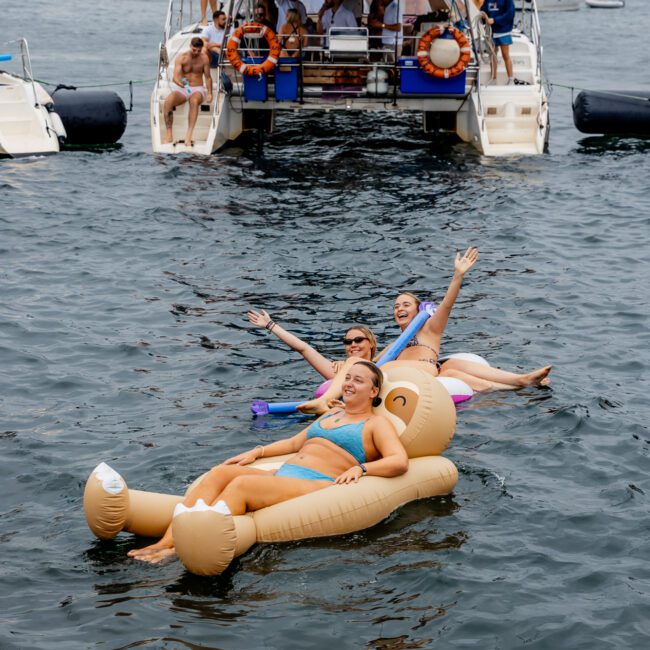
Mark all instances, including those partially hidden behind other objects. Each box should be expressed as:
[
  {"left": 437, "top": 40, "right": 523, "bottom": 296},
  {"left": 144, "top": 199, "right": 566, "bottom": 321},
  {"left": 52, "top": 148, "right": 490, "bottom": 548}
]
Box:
[
  {"left": 526, "top": 0, "right": 581, "bottom": 11},
  {"left": 0, "top": 56, "right": 66, "bottom": 158},
  {"left": 585, "top": 0, "right": 624, "bottom": 8},
  {"left": 151, "top": 1, "right": 548, "bottom": 157}
]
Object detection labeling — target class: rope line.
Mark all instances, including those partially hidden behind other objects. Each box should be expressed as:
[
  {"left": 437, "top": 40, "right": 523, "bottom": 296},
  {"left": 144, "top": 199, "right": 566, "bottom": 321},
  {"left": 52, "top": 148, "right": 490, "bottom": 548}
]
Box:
[
  {"left": 33, "top": 77, "right": 155, "bottom": 88},
  {"left": 549, "top": 82, "right": 650, "bottom": 103}
]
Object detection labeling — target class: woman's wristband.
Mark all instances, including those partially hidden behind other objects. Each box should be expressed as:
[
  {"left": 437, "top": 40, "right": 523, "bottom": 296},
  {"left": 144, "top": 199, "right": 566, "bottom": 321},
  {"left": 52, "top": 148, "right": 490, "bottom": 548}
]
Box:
[
  {"left": 359, "top": 463, "right": 367, "bottom": 476},
  {"left": 254, "top": 445, "right": 265, "bottom": 458},
  {"left": 265, "top": 320, "right": 276, "bottom": 332}
]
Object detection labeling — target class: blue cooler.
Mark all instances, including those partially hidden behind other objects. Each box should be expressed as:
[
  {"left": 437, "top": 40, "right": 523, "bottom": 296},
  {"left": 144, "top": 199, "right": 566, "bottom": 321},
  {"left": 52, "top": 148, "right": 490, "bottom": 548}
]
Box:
[
  {"left": 275, "top": 57, "right": 299, "bottom": 102},
  {"left": 399, "top": 57, "right": 466, "bottom": 95},
  {"left": 242, "top": 57, "right": 268, "bottom": 101}
]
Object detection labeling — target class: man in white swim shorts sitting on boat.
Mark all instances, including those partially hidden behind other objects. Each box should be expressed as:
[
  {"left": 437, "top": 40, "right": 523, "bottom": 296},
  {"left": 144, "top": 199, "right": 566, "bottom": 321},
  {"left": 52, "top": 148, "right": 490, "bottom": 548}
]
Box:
[{"left": 164, "top": 37, "right": 213, "bottom": 147}]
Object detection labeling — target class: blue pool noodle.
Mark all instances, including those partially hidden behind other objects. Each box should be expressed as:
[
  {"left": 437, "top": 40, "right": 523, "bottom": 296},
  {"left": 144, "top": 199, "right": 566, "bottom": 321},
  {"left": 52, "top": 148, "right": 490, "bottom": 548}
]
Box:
[
  {"left": 0, "top": 55, "right": 13, "bottom": 61},
  {"left": 251, "top": 302, "right": 437, "bottom": 415}
]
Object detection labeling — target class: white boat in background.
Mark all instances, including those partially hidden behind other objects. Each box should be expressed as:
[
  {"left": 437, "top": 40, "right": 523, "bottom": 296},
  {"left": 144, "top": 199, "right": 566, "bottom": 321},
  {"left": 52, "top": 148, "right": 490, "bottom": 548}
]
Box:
[
  {"left": 151, "top": 0, "right": 549, "bottom": 157},
  {"left": 522, "top": 0, "right": 580, "bottom": 10},
  {"left": 0, "top": 39, "right": 66, "bottom": 158},
  {"left": 585, "top": 0, "right": 624, "bottom": 8}
]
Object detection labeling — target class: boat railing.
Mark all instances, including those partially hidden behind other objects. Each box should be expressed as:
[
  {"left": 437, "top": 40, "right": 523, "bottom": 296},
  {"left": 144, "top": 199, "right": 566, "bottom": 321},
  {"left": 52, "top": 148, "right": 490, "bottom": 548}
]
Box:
[
  {"left": 212, "top": 28, "right": 479, "bottom": 97},
  {"left": 516, "top": 0, "right": 543, "bottom": 81},
  {"left": 2, "top": 38, "right": 40, "bottom": 108},
  {"left": 156, "top": 0, "right": 483, "bottom": 107},
  {"left": 162, "top": 0, "right": 201, "bottom": 44}
]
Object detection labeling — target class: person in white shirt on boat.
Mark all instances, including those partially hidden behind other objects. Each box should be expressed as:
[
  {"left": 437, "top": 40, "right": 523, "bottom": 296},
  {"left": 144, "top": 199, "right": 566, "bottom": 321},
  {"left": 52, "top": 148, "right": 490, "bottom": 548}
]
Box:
[
  {"left": 368, "top": 0, "right": 403, "bottom": 60},
  {"left": 201, "top": 10, "right": 227, "bottom": 66},
  {"left": 164, "top": 37, "right": 213, "bottom": 147},
  {"left": 317, "top": 0, "right": 359, "bottom": 46},
  {"left": 380, "top": 0, "right": 403, "bottom": 61},
  {"left": 276, "top": 0, "right": 308, "bottom": 31}
]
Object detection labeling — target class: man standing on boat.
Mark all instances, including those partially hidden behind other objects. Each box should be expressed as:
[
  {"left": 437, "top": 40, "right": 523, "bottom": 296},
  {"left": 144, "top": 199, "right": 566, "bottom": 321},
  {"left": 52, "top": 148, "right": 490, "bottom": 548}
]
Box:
[
  {"left": 376, "top": 0, "right": 403, "bottom": 62},
  {"left": 163, "top": 37, "right": 213, "bottom": 147},
  {"left": 317, "top": 0, "right": 358, "bottom": 46}
]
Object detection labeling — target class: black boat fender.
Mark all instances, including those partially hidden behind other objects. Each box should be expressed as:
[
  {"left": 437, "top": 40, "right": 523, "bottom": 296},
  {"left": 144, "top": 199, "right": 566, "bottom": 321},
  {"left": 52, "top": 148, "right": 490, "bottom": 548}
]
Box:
[
  {"left": 51, "top": 86, "right": 127, "bottom": 145},
  {"left": 573, "top": 90, "right": 650, "bottom": 136}
]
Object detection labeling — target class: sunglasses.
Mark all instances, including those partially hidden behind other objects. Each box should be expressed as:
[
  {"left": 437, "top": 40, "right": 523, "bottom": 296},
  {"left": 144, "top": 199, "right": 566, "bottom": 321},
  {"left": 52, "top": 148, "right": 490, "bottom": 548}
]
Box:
[{"left": 343, "top": 336, "right": 368, "bottom": 345}]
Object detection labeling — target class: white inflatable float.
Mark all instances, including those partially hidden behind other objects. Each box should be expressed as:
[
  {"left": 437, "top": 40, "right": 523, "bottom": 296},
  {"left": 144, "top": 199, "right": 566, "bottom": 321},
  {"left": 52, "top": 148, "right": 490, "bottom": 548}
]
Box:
[{"left": 84, "top": 365, "right": 459, "bottom": 576}]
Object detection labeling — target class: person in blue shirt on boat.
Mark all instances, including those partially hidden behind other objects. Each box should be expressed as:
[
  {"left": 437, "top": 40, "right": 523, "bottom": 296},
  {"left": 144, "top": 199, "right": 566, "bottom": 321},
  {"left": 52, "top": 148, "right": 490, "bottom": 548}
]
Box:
[
  {"left": 480, "top": 0, "right": 515, "bottom": 85},
  {"left": 128, "top": 361, "right": 407, "bottom": 564}
]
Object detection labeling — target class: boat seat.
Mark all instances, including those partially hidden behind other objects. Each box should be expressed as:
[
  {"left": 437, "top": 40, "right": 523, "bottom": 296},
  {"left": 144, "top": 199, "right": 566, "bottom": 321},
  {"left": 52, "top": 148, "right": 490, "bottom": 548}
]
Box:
[{"left": 327, "top": 27, "right": 369, "bottom": 61}]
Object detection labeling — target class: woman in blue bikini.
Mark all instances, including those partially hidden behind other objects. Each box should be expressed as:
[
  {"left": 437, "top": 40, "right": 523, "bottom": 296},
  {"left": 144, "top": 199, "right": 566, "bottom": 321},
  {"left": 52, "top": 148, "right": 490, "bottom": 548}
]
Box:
[{"left": 128, "top": 361, "right": 407, "bottom": 564}]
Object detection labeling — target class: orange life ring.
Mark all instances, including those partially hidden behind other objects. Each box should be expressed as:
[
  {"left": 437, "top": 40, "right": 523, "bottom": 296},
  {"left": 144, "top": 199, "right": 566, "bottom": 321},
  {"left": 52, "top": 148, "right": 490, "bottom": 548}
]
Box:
[
  {"left": 226, "top": 23, "right": 281, "bottom": 77},
  {"left": 416, "top": 26, "right": 471, "bottom": 79}
]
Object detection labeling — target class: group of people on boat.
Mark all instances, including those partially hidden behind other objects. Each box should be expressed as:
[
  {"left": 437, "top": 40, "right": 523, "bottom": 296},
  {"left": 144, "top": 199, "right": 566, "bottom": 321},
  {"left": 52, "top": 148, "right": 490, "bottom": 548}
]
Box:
[
  {"left": 129, "top": 246, "right": 551, "bottom": 564},
  {"left": 163, "top": 0, "right": 517, "bottom": 145}
]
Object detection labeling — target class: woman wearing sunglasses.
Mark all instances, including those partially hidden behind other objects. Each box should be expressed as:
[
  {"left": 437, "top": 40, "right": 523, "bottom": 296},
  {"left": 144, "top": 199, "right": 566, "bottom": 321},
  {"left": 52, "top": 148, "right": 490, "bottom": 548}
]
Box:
[
  {"left": 294, "top": 247, "right": 550, "bottom": 413},
  {"left": 249, "top": 246, "right": 551, "bottom": 411},
  {"left": 247, "top": 308, "right": 376, "bottom": 381}
]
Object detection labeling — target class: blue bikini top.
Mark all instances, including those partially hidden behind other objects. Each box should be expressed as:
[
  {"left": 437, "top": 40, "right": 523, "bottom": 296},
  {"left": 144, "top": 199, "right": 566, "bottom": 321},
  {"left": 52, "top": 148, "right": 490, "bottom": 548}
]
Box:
[{"left": 305, "top": 412, "right": 368, "bottom": 464}]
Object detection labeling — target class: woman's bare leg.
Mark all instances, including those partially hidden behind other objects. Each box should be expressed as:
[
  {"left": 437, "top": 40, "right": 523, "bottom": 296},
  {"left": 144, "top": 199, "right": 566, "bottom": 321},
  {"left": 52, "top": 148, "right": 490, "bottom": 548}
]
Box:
[
  {"left": 127, "top": 464, "right": 271, "bottom": 560},
  {"left": 440, "top": 368, "right": 517, "bottom": 392},
  {"left": 441, "top": 359, "right": 551, "bottom": 388},
  {"left": 129, "top": 471, "right": 331, "bottom": 564},
  {"left": 297, "top": 356, "right": 364, "bottom": 414},
  {"left": 218, "top": 474, "right": 331, "bottom": 515},
  {"left": 200, "top": 0, "right": 217, "bottom": 24}
]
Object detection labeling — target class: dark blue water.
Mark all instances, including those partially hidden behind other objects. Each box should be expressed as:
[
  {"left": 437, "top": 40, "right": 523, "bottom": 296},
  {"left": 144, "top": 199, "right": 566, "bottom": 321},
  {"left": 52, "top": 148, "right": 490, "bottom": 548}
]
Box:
[{"left": 2, "top": 2, "right": 650, "bottom": 648}]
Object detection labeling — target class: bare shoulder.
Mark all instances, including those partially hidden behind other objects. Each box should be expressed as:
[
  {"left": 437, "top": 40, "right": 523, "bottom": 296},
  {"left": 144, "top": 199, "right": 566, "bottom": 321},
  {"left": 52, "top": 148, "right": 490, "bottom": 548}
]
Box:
[{"left": 367, "top": 413, "right": 396, "bottom": 432}]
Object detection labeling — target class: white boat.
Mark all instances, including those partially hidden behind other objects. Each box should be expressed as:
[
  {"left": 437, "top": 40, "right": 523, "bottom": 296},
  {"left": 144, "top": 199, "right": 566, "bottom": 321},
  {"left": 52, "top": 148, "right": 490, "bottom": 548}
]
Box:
[
  {"left": 585, "top": 0, "right": 624, "bottom": 8},
  {"left": 151, "top": 0, "right": 549, "bottom": 157},
  {"left": 520, "top": 0, "right": 580, "bottom": 11},
  {"left": 0, "top": 39, "right": 66, "bottom": 158}
]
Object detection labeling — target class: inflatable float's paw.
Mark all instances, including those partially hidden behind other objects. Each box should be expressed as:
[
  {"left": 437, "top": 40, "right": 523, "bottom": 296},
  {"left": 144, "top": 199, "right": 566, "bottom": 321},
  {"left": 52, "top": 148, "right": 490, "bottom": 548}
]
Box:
[
  {"left": 172, "top": 500, "right": 238, "bottom": 576},
  {"left": 84, "top": 462, "right": 129, "bottom": 539}
]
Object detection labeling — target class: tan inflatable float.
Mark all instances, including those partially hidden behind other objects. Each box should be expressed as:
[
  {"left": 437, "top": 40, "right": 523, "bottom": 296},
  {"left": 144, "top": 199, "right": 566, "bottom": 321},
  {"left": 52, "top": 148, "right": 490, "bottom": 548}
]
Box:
[{"left": 84, "top": 365, "right": 458, "bottom": 576}]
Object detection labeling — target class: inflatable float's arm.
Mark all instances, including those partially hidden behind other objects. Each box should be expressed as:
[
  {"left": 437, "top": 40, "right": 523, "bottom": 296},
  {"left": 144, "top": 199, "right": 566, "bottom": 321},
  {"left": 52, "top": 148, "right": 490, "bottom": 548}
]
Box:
[
  {"left": 423, "top": 246, "right": 478, "bottom": 337},
  {"left": 248, "top": 309, "right": 335, "bottom": 380}
]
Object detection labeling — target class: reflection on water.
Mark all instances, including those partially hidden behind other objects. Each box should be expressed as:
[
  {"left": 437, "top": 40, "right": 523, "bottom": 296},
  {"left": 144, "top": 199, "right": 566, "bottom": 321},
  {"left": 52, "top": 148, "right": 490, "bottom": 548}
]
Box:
[{"left": 575, "top": 135, "right": 650, "bottom": 155}]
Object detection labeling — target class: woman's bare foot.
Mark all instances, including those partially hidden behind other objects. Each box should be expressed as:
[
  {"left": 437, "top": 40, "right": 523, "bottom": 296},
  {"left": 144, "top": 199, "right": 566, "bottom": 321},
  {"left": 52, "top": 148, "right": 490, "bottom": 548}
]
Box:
[
  {"left": 128, "top": 540, "right": 173, "bottom": 560},
  {"left": 135, "top": 548, "right": 177, "bottom": 564},
  {"left": 296, "top": 396, "right": 329, "bottom": 415},
  {"left": 522, "top": 365, "right": 552, "bottom": 387}
]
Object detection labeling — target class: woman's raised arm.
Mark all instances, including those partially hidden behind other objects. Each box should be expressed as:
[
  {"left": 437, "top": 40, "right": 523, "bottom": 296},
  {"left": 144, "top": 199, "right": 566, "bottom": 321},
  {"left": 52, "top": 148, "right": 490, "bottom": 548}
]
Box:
[
  {"left": 247, "top": 309, "right": 335, "bottom": 379},
  {"left": 425, "top": 246, "right": 478, "bottom": 337}
]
